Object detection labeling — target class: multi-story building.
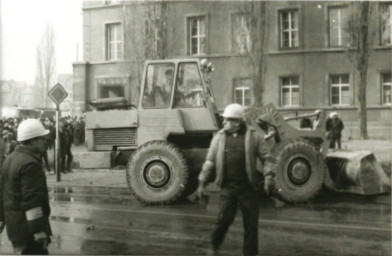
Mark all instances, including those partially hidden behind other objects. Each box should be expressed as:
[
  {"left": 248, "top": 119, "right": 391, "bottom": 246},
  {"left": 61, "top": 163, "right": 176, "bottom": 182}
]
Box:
[{"left": 73, "top": 1, "right": 392, "bottom": 139}]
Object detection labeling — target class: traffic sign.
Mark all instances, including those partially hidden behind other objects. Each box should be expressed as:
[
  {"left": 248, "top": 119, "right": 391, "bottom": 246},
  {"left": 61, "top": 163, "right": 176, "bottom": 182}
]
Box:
[{"left": 48, "top": 83, "right": 68, "bottom": 105}]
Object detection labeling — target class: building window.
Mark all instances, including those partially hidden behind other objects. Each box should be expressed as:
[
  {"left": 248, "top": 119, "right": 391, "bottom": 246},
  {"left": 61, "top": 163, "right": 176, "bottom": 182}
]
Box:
[
  {"left": 382, "top": 73, "right": 392, "bottom": 104},
  {"left": 381, "top": 4, "right": 392, "bottom": 45},
  {"left": 100, "top": 85, "right": 124, "bottom": 98},
  {"left": 106, "top": 23, "right": 123, "bottom": 60},
  {"left": 281, "top": 76, "right": 300, "bottom": 107},
  {"left": 328, "top": 6, "right": 348, "bottom": 47},
  {"left": 188, "top": 16, "right": 207, "bottom": 55},
  {"left": 233, "top": 78, "right": 253, "bottom": 106},
  {"left": 279, "top": 9, "right": 299, "bottom": 48},
  {"left": 330, "top": 74, "right": 350, "bottom": 105},
  {"left": 231, "top": 13, "right": 251, "bottom": 54}
]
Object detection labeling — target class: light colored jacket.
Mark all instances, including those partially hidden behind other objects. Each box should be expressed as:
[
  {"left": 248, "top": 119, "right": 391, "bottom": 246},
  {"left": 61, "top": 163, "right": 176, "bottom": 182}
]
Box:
[{"left": 198, "top": 125, "right": 275, "bottom": 190}]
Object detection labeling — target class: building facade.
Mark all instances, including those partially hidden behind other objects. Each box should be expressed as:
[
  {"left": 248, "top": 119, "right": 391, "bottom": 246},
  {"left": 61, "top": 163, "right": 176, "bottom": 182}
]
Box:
[
  {"left": 74, "top": 1, "right": 392, "bottom": 139},
  {"left": 0, "top": 80, "right": 42, "bottom": 109}
]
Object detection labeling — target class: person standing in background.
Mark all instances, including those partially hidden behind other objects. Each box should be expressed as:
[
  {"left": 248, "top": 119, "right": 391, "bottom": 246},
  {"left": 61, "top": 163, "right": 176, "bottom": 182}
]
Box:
[{"left": 326, "top": 112, "right": 344, "bottom": 150}]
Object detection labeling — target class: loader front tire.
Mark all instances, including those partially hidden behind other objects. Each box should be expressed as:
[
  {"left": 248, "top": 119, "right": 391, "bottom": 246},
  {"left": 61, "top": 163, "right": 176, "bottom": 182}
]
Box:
[
  {"left": 272, "top": 140, "right": 325, "bottom": 203},
  {"left": 126, "top": 141, "right": 189, "bottom": 205}
]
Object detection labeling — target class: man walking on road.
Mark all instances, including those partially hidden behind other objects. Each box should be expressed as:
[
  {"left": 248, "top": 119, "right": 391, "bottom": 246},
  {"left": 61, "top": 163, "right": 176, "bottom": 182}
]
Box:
[
  {"left": 197, "top": 103, "right": 276, "bottom": 256},
  {"left": 0, "top": 119, "right": 52, "bottom": 254}
]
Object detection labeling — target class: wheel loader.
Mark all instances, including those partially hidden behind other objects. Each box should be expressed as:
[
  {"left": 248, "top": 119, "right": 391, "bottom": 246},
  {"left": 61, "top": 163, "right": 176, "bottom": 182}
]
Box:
[
  {"left": 247, "top": 104, "right": 390, "bottom": 202},
  {"left": 85, "top": 58, "right": 390, "bottom": 204}
]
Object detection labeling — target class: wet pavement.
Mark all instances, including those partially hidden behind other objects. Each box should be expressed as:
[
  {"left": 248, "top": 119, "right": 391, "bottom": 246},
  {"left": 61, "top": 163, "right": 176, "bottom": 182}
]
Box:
[
  {"left": 0, "top": 186, "right": 390, "bottom": 256},
  {"left": 0, "top": 140, "right": 390, "bottom": 255}
]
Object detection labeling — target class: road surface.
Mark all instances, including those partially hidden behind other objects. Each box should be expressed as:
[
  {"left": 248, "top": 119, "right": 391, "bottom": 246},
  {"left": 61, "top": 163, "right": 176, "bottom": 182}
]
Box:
[{"left": 0, "top": 186, "right": 390, "bottom": 255}]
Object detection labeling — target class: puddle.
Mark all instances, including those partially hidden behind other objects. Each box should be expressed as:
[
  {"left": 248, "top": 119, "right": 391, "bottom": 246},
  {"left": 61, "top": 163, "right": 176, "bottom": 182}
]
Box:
[{"left": 51, "top": 215, "right": 93, "bottom": 225}]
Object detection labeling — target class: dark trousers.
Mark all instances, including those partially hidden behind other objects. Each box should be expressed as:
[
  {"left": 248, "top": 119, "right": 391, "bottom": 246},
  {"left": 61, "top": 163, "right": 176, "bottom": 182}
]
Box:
[
  {"left": 12, "top": 240, "right": 49, "bottom": 255},
  {"left": 60, "top": 146, "right": 73, "bottom": 172},
  {"left": 211, "top": 187, "right": 259, "bottom": 256},
  {"left": 329, "top": 136, "right": 342, "bottom": 149}
]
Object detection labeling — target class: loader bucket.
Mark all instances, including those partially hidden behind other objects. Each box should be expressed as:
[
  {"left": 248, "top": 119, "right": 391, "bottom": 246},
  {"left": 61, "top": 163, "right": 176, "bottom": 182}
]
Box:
[{"left": 325, "top": 151, "right": 391, "bottom": 195}]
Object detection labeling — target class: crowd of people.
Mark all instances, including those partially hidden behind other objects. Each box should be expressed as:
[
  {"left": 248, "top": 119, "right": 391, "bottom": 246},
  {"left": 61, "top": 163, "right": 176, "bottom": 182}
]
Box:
[{"left": 0, "top": 115, "right": 85, "bottom": 174}]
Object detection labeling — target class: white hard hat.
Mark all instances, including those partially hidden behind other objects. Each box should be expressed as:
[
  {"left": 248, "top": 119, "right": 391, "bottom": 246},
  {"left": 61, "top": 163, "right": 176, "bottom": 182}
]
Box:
[
  {"left": 222, "top": 103, "right": 245, "bottom": 120},
  {"left": 329, "top": 112, "right": 338, "bottom": 118},
  {"left": 17, "top": 119, "right": 49, "bottom": 142}
]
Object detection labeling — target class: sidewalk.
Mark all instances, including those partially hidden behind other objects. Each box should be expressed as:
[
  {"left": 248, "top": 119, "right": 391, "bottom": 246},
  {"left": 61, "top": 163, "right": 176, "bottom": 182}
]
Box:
[{"left": 46, "top": 139, "right": 392, "bottom": 189}]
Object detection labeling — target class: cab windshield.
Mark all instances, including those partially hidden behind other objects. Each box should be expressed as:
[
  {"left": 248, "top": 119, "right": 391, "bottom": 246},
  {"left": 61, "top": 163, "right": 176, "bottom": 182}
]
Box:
[
  {"left": 174, "top": 62, "right": 205, "bottom": 108},
  {"left": 142, "top": 63, "right": 175, "bottom": 108}
]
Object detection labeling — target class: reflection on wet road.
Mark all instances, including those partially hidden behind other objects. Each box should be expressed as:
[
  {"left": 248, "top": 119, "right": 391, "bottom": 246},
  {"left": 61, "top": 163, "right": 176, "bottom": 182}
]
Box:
[{"left": 0, "top": 186, "right": 390, "bottom": 255}]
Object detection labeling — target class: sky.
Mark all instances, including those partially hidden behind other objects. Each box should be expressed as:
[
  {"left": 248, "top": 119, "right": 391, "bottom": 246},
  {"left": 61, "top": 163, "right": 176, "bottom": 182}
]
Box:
[{"left": 1, "top": 0, "right": 83, "bottom": 84}]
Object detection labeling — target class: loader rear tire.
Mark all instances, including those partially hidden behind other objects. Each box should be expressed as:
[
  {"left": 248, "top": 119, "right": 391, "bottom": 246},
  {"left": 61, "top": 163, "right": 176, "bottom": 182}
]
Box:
[
  {"left": 272, "top": 140, "right": 325, "bottom": 203},
  {"left": 126, "top": 141, "right": 189, "bottom": 205}
]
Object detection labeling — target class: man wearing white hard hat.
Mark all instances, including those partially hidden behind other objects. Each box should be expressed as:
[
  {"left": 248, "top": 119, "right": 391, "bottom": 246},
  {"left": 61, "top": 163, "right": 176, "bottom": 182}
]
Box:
[
  {"left": 0, "top": 119, "right": 52, "bottom": 254},
  {"left": 326, "top": 112, "right": 344, "bottom": 149},
  {"left": 198, "top": 103, "right": 275, "bottom": 256}
]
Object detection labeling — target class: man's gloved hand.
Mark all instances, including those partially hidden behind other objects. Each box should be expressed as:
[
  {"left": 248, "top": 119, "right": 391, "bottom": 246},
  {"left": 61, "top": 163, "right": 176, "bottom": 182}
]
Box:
[
  {"left": 33, "top": 232, "right": 49, "bottom": 249},
  {"left": 0, "top": 221, "right": 4, "bottom": 233},
  {"left": 264, "top": 175, "right": 274, "bottom": 196}
]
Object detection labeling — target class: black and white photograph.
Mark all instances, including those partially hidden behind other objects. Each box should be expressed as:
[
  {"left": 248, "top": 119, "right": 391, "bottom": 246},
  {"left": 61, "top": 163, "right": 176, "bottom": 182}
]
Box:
[{"left": 0, "top": 0, "right": 391, "bottom": 255}]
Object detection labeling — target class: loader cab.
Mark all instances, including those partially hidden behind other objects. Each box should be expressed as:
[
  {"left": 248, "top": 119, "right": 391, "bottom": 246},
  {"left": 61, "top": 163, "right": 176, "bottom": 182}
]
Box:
[
  {"left": 137, "top": 59, "right": 221, "bottom": 145},
  {"left": 140, "top": 59, "right": 216, "bottom": 111}
]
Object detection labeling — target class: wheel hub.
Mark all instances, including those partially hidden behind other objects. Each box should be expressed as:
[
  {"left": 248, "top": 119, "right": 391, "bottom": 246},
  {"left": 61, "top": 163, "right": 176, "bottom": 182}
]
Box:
[
  {"left": 144, "top": 161, "right": 171, "bottom": 188},
  {"left": 288, "top": 158, "right": 311, "bottom": 185}
]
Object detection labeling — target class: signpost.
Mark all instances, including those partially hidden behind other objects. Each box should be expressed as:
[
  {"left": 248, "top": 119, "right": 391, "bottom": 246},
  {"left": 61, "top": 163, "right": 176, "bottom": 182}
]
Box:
[{"left": 48, "top": 83, "right": 68, "bottom": 182}]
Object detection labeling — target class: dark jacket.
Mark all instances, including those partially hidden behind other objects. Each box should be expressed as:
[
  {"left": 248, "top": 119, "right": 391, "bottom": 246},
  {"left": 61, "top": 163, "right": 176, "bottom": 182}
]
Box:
[
  {"left": 326, "top": 117, "right": 344, "bottom": 138},
  {"left": 0, "top": 138, "right": 5, "bottom": 166},
  {"left": 0, "top": 145, "right": 52, "bottom": 243},
  {"left": 51, "top": 126, "right": 72, "bottom": 150},
  {"left": 198, "top": 125, "right": 275, "bottom": 190}
]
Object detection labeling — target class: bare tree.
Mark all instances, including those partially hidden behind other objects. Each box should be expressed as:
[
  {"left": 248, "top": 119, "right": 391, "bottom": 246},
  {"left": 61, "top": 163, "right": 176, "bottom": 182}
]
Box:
[
  {"left": 35, "top": 23, "right": 56, "bottom": 108},
  {"left": 120, "top": 1, "right": 169, "bottom": 104},
  {"left": 143, "top": 1, "right": 168, "bottom": 60},
  {"left": 345, "top": 2, "right": 376, "bottom": 139},
  {"left": 236, "top": 2, "right": 270, "bottom": 106}
]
